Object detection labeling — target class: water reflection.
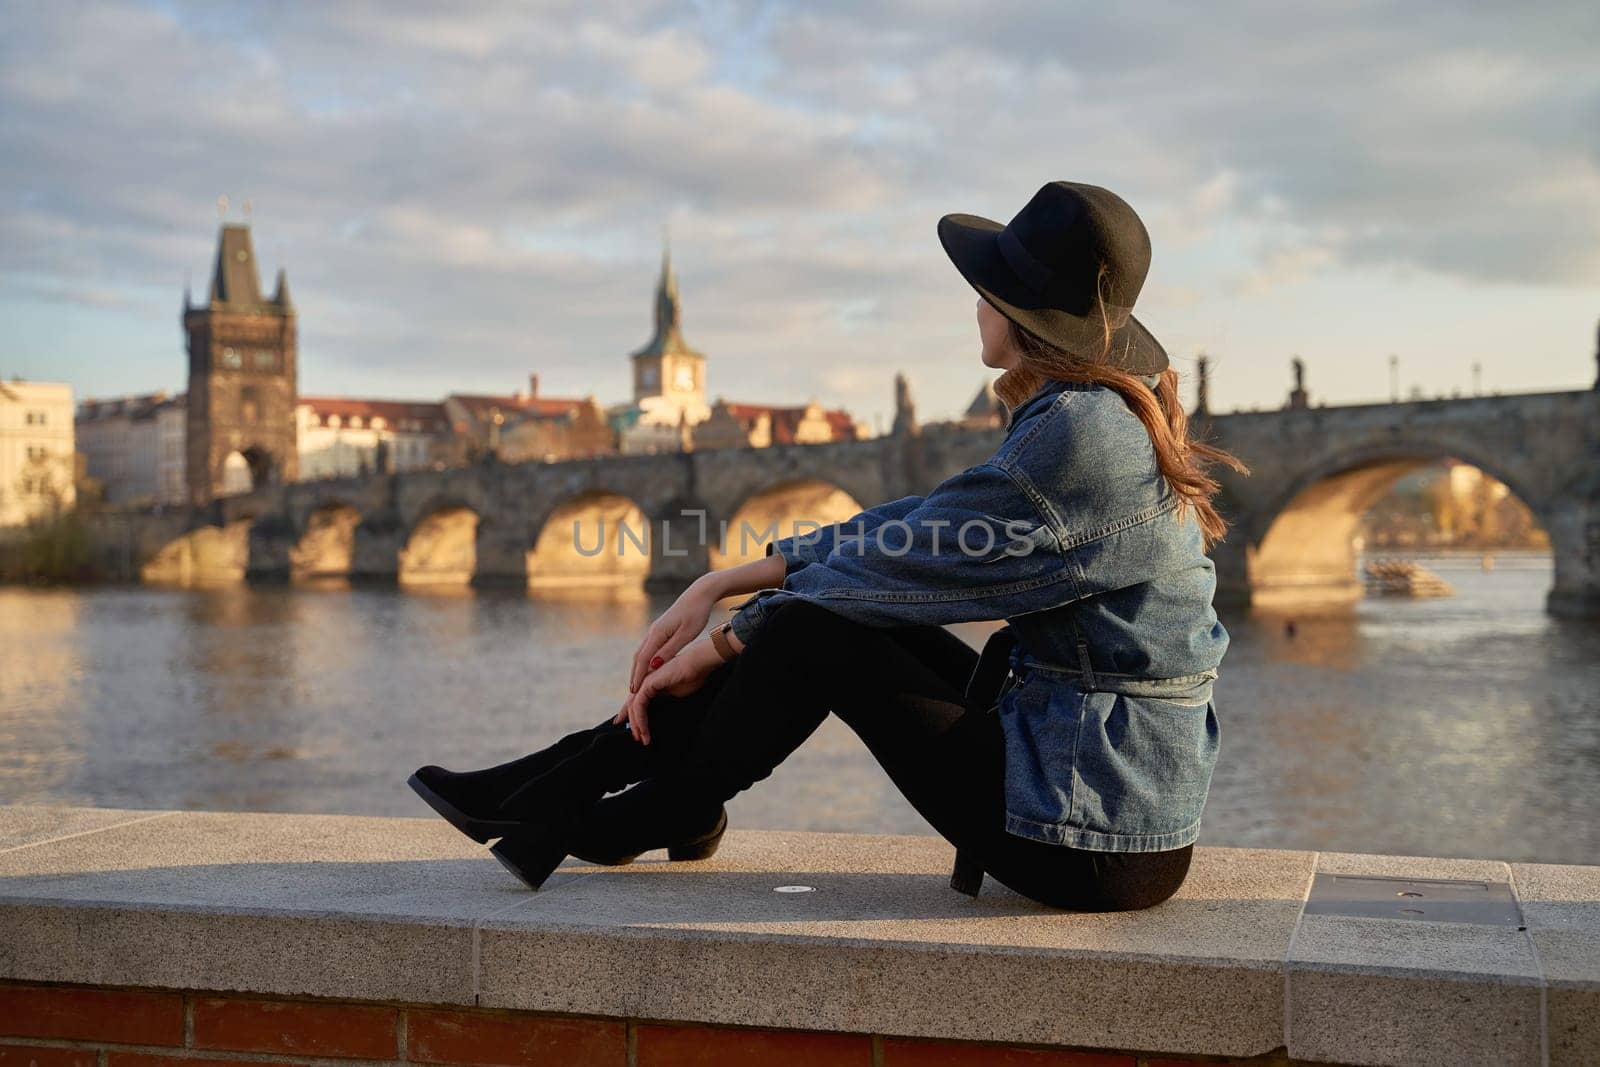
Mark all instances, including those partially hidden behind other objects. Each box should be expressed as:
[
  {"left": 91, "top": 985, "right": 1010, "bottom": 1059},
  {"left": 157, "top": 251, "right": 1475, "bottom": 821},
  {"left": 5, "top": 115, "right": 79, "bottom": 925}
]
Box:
[
  {"left": 0, "top": 551, "right": 1595, "bottom": 864},
  {"left": 0, "top": 590, "right": 84, "bottom": 799}
]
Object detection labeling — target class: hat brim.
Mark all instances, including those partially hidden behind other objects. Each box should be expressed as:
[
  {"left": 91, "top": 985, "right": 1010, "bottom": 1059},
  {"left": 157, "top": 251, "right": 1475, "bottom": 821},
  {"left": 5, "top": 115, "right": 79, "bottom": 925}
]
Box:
[{"left": 937, "top": 212, "right": 1169, "bottom": 375}]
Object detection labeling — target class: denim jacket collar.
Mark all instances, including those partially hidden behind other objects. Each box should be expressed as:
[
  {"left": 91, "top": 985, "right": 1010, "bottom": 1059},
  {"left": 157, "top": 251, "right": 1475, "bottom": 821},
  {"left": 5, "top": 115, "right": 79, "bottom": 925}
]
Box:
[
  {"left": 1002, "top": 378, "right": 1075, "bottom": 436},
  {"left": 1003, "top": 372, "right": 1162, "bottom": 435}
]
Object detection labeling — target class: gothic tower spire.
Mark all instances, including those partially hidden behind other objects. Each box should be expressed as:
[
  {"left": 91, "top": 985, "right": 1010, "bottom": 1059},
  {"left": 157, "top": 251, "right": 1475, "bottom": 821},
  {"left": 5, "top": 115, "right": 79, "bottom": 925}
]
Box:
[
  {"left": 655, "top": 233, "right": 681, "bottom": 341},
  {"left": 630, "top": 230, "right": 705, "bottom": 405}
]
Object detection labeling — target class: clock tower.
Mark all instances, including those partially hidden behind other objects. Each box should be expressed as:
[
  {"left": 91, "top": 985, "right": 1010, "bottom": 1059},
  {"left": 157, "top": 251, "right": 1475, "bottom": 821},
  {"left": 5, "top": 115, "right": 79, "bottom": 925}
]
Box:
[
  {"left": 183, "top": 223, "right": 298, "bottom": 505},
  {"left": 630, "top": 241, "right": 706, "bottom": 411}
]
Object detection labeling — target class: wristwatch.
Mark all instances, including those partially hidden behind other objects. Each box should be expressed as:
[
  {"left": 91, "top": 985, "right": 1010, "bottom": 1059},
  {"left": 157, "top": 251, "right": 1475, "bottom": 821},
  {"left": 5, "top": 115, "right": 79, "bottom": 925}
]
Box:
[{"left": 709, "top": 621, "right": 739, "bottom": 663}]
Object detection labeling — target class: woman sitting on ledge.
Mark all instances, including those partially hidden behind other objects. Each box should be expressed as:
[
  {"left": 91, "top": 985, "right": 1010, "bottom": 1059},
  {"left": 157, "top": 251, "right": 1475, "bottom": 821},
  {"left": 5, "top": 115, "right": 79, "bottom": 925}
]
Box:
[{"left": 410, "top": 180, "right": 1250, "bottom": 912}]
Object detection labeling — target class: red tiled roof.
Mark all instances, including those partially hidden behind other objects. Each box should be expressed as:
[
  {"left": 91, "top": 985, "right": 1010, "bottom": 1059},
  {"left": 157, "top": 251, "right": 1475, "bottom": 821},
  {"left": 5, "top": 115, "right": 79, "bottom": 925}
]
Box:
[
  {"left": 299, "top": 396, "right": 450, "bottom": 432},
  {"left": 719, "top": 402, "right": 777, "bottom": 420},
  {"left": 823, "top": 410, "right": 858, "bottom": 434},
  {"left": 714, "top": 400, "right": 858, "bottom": 445},
  {"left": 449, "top": 393, "right": 592, "bottom": 418}
]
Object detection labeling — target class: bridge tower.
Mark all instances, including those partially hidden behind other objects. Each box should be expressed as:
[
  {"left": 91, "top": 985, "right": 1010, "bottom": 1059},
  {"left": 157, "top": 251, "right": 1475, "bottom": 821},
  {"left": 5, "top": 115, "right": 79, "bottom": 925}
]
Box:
[{"left": 182, "top": 224, "right": 298, "bottom": 506}]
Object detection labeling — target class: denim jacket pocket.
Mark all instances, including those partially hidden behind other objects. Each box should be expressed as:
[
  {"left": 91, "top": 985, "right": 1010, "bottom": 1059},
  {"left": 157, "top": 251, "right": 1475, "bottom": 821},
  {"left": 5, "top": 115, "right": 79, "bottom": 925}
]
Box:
[
  {"left": 999, "top": 673, "right": 1221, "bottom": 851},
  {"left": 1072, "top": 684, "right": 1220, "bottom": 841},
  {"left": 996, "top": 676, "right": 1081, "bottom": 836}
]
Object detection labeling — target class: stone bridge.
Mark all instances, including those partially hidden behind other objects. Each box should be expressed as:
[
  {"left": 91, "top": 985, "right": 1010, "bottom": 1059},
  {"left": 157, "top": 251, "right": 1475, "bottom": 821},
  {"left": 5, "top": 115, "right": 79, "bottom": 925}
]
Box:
[
  {"left": 104, "top": 386, "right": 1600, "bottom": 618},
  {"left": 1203, "top": 387, "right": 1598, "bottom": 617}
]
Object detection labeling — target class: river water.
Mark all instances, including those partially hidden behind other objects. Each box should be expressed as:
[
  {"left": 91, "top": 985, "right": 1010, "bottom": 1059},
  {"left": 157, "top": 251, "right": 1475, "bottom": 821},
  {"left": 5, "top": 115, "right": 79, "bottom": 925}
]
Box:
[{"left": 2, "top": 551, "right": 1595, "bottom": 865}]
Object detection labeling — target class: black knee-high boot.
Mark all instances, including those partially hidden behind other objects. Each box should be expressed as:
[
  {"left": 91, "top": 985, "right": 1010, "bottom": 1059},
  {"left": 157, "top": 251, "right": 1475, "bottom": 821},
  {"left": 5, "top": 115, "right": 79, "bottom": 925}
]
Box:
[
  {"left": 487, "top": 673, "right": 745, "bottom": 889},
  {"left": 408, "top": 716, "right": 624, "bottom": 844},
  {"left": 490, "top": 769, "right": 729, "bottom": 889},
  {"left": 411, "top": 658, "right": 738, "bottom": 846},
  {"left": 490, "top": 608, "right": 842, "bottom": 889}
]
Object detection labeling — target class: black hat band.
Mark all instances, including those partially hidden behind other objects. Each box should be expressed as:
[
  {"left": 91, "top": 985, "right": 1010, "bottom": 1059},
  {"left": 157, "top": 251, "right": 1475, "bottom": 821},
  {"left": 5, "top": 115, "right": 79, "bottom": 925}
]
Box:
[{"left": 997, "top": 225, "right": 1134, "bottom": 329}]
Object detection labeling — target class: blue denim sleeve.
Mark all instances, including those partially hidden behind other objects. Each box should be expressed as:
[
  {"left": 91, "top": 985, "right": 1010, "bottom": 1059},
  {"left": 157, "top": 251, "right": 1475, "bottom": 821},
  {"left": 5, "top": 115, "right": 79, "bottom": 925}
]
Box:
[
  {"left": 725, "top": 462, "right": 1070, "bottom": 643},
  {"left": 764, "top": 495, "right": 925, "bottom": 575}
]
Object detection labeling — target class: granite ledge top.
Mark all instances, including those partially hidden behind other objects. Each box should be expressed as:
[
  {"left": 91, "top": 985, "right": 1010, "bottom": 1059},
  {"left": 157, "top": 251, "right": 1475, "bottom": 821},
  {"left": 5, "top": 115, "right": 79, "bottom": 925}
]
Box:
[{"left": 1, "top": 804, "right": 1596, "bottom": 1067}]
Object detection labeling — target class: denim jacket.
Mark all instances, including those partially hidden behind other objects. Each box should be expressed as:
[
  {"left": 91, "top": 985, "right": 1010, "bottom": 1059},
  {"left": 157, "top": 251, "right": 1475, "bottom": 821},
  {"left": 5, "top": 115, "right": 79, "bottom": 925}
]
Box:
[{"left": 724, "top": 375, "right": 1228, "bottom": 853}]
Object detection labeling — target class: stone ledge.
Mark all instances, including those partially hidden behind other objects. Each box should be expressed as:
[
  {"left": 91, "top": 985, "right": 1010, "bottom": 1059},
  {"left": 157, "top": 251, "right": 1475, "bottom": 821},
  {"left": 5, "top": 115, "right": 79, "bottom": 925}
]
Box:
[{"left": 0, "top": 805, "right": 1595, "bottom": 1066}]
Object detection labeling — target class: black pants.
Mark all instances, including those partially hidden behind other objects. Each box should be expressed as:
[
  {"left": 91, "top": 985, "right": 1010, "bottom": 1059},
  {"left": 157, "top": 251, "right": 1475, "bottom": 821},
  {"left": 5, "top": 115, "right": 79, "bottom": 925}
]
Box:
[{"left": 634, "top": 599, "right": 1193, "bottom": 912}]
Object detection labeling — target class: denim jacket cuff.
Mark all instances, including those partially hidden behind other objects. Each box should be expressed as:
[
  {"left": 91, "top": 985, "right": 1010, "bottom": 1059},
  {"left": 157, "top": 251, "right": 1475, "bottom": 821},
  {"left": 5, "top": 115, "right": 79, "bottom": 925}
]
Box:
[{"left": 726, "top": 589, "right": 777, "bottom": 645}]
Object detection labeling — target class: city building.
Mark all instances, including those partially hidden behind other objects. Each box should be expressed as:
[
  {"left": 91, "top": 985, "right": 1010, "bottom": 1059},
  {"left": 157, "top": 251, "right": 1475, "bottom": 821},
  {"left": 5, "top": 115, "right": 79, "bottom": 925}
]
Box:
[
  {"left": 496, "top": 395, "right": 612, "bottom": 464},
  {"left": 183, "top": 223, "right": 297, "bottom": 504},
  {"left": 0, "top": 379, "right": 76, "bottom": 529},
  {"left": 75, "top": 391, "right": 187, "bottom": 506},
  {"left": 441, "top": 375, "right": 612, "bottom": 465},
  {"left": 692, "top": 399, "right": 865, "bottom": 450},
  {"left": 296, "top": 397, "right": 452, "bottom": 479}
]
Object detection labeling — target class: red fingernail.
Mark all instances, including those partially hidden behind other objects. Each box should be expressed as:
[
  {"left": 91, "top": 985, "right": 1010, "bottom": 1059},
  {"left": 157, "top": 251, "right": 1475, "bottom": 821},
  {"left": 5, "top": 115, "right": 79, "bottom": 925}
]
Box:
[{"left": 650, "top": 656, "right": 664, "bottom": 669}]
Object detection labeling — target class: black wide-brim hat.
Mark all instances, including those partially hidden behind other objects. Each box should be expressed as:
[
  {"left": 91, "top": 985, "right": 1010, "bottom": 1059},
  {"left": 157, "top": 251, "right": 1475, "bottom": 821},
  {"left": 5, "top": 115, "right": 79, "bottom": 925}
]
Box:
[{"left": 938, "top": 181, "right": 1169, "bottom": 375}]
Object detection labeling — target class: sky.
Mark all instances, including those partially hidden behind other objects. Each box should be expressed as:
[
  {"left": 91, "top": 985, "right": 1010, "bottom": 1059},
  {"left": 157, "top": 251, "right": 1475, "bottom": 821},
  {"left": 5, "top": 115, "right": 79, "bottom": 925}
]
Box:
[{"left": 2, "top": 1, "right": 1597, "bottom": 428}]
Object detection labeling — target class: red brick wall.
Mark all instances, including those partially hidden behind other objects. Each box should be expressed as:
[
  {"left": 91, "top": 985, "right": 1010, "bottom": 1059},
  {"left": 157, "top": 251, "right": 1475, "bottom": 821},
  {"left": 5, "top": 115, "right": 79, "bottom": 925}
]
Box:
[{"left": 0, "top": 981, "right": 1304, "bottom": 1066}]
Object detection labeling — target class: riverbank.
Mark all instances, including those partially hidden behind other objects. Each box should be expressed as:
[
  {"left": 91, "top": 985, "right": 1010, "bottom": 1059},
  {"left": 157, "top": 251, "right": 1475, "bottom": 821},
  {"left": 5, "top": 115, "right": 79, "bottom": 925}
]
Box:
[
  {"left": 0, "top": 805, "right": 1594, "bottom": 1065},
  {"left": 0, "top": 509, "right": 104, "bottom": 584}
]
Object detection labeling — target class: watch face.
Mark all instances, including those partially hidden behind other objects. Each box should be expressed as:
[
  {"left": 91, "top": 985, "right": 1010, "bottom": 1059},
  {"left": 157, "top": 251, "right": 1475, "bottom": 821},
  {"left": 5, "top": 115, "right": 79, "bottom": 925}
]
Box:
[{"left": 674, "top": 364, "right": 695, "bottom": 391}]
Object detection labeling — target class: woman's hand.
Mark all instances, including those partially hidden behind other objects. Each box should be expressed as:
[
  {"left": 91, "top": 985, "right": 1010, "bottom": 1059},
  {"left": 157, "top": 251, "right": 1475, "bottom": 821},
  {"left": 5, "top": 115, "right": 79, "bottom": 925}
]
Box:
[
  {"left": 628, "top": 576, "right": 719, "bottom": 694},
  {"left": 614, "top": 636, "right": 732, "bottom": 745},
  {"left": 626, "top": 554, "right": 778, "bottom": 692}
]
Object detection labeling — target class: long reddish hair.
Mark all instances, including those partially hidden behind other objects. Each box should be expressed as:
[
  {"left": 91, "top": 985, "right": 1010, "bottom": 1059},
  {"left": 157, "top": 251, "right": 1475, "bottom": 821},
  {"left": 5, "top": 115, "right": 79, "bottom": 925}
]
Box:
[{"left": 994, "top": 278, "right": 1249, "bottom": 551}]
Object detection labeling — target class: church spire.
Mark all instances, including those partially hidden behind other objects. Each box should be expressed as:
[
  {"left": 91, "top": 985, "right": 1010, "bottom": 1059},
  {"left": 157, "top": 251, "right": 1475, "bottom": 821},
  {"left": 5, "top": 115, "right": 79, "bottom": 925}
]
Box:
[
  {"left": 655, "top": 232, "right": 681, "bottom": 340},
  {"left": 631, "top": 229, "right": 700, "bottom": 363},
  {"left": 273, "top": 267, "right": 293, "bottom": 311}
]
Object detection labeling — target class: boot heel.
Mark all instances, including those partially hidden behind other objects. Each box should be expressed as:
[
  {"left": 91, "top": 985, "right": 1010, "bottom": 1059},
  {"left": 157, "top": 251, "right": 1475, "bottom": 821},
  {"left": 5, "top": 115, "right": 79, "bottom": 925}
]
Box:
[
  {"left": 490, "top": 828, "right": 569, "bottom": 890},
  {"left": 667, "top": 809, "right": 727, "bottom": 861}
]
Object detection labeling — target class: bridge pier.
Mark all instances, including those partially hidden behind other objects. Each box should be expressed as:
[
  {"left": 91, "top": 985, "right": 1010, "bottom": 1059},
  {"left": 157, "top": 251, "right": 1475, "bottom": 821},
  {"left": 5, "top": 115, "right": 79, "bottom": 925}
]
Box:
[
  {"left": 471, "top": 518, "right": 531, "bottom": 588},
  {"left": 646, "top": 505, "right": 712, "bottom": 592},
  {"left": 348, "top": 515, "right": 403, "bottom": 585},
  {"left": 1544, "top": 480, "right": 1600, "bottom": 620},
  {"left": 245, "top": 516, "right": 294, "bottom": 584}
]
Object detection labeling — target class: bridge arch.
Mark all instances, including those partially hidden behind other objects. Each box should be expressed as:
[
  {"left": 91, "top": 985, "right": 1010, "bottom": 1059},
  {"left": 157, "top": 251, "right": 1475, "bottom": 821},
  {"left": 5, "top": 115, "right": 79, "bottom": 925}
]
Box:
[
  {"left": 219, "top": 446, "right": 279, "bottom": 496},
  {"left": 398, "top": 499, "right": 481, "bottom": 588},
  {"left": 141, "top": 516, "right": 257, "bottom": 585},
  {"left": 1243, "top": 437, "right": 1554, "bottom": 609},
  {"left": 289, "top": 502, "right": 364, "bottom": 584},
  {"left": 711, "top": 479, "right": 866, "bottom": 571},
  {"left": 526, "top": 490, "right": 653, "bottom": 592}
]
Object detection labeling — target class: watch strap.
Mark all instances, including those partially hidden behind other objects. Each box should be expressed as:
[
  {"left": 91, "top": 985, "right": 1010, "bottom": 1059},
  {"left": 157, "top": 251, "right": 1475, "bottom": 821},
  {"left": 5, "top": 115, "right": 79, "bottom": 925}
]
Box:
[{"left": 709, "top": 622, "right": 738, "bottom": 662}]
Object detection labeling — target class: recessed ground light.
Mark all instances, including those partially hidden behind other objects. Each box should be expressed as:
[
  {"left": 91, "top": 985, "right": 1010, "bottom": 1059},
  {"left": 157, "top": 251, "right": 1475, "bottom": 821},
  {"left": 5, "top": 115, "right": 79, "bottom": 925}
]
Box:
[{"left": 774, "top": 885, "right": 816, "bottom": 893}]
